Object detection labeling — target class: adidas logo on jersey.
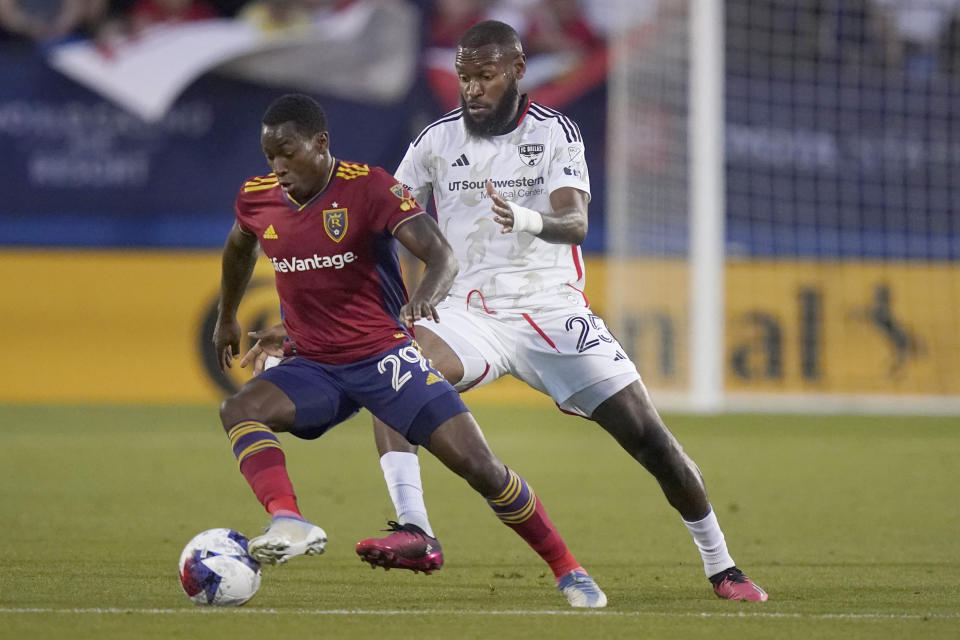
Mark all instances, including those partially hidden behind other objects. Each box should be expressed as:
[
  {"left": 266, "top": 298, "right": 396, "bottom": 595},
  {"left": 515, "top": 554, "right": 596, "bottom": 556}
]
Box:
[
  {"left": 263, "top": 225, "right": 278, "bottom": 240},
  {"left": 451, "top": 153, "right": 470, "bottom": 167}
]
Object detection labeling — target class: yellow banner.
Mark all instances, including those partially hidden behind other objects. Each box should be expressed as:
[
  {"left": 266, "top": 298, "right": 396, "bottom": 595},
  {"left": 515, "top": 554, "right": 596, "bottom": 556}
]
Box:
[
  {"left": 0, "top": 250, "right": 548, "bottom": 405},
  {"left": 1, "top": 251, "right": 957, "bottom": 403},
  {"left": 602, "top": 259, "right": 960, "bottom": 395},
  {"left": 1, "top": 250, "right": 247, "bottom": 404}
]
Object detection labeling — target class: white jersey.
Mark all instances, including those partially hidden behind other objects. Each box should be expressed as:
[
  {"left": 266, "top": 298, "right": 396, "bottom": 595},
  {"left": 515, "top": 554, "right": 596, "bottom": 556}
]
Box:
[{"left": 395, "top": 99, "right": 591, "bottom": 313}]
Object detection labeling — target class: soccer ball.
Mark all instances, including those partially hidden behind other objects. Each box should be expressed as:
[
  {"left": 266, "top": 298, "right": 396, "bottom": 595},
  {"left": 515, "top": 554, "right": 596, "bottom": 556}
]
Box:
[{"left": 178, "top": 528, "right": 262, "bottom": 606}]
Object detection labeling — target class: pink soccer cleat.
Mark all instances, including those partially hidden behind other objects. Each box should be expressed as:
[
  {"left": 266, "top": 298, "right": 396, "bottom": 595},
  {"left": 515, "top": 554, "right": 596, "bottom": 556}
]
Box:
[
  {"left": 356, "top": 521, "right": 443, "bottom": 574},
  {"left": 710, "top": 566, "right": 768, "bottom": 602}
]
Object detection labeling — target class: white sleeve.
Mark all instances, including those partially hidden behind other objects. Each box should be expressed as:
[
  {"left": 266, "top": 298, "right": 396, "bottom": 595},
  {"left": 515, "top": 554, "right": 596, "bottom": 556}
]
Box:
[
  {"left": 546, "top": 125, "right": 591, "bottom": 202},
  {"left": 394, "top": 140, "right": 434, "bottom": 209}
]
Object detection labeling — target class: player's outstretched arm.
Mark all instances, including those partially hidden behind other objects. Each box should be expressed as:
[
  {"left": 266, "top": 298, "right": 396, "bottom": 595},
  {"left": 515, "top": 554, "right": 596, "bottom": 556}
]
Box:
[
  {"left": 213, "top": 222, "right": 259, "bottom": 372},
  {"left": 393, "top": 215, "right": 458, "bottom": 327},
  {"left": 486, "top": 181, "right": 588, "bottom": 244}
]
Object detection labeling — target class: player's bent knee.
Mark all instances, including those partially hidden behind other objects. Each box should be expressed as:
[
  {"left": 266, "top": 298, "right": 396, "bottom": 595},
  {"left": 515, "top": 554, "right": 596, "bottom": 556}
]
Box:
[
  {"left": 219, "top": 394, "right": 266, "bottom": 431},
  {"left": 218, "top": 383, "right": 294, "bottom": 432}
]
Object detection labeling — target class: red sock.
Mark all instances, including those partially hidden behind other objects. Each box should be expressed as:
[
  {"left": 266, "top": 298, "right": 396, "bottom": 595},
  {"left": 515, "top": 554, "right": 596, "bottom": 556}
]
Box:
[
  {"left": 265, "top": 497, "right": 301, "bottom": 519},
  {"left": 487, "top": 468, "right": 581, "bottom": 579},
  {"left": 505, "top": 496, "right": 581, "bottom": 579},
  {"left": 238, "top": 449, "right": 300, "bottom": 515}
]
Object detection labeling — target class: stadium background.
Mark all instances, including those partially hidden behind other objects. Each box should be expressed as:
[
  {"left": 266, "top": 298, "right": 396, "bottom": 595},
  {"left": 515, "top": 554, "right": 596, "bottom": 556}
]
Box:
[
  {"left": 0, "top": 0, "right": 613, "bottom": 407},
  {"left": 1, "top": 0, "right": 957, "bottom": 410},
  {"left": 2, "top": 2, "right": 959, "bottom": 637}
]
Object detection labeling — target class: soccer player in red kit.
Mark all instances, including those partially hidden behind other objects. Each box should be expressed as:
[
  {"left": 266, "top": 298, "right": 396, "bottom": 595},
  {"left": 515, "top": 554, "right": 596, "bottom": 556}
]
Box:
[{"left": 212, "top": 94, "right": 607, "bottom": 607}]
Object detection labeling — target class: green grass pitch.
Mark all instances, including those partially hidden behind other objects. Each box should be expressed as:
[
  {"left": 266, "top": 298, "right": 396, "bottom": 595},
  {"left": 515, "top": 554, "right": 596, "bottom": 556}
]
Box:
[{"left": 0, "top": 403, "right": 958, "bottom": 639}]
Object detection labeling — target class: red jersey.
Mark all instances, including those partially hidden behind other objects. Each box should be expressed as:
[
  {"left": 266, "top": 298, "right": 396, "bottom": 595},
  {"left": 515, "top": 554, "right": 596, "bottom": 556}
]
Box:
[{"left": 234, "top": 160, "right": 425, "bottom": 364}]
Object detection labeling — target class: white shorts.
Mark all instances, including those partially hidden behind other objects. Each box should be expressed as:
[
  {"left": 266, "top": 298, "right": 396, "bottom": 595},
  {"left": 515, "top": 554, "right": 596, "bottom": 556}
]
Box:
[{"left": 414, "top": 301, "right": 641, "bottom": 417}]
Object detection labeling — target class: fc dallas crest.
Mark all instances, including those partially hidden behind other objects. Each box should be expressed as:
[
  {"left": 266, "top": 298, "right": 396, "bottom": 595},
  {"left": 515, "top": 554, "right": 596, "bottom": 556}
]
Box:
[{"left": 518, "top": 143, "right": 545, "bottom": 166}]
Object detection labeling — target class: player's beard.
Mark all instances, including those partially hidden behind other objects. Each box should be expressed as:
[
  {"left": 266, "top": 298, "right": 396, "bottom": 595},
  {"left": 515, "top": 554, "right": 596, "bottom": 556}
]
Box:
[{"left": 461, "top": 81, "right": 521, "bottom": 138}]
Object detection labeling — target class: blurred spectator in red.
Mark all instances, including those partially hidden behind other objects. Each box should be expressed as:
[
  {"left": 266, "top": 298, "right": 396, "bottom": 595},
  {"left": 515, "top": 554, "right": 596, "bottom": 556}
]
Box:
[
  {"left": 524, "top": 0, "right": 601, "bottom": 56},
  {"left": 423, "top": 0, "right": 485, "bottom": 107},
  {"left": 90, "top": 0, "right": 218, "bottom": 53},
  {"left": 427, "top": 0, "right": 483, "bottom": 48},
  {"left": 424, "top": 0, "right": 608, "bottom": 109},
  {"left": 0, "top": 0, "right": 108, "bottom": 45},
  {"left": 128, "top": 0, "right": 217, "bottom": 32},
  {"left": 490, "top": 0, "right": 605, "bottom": 97}
]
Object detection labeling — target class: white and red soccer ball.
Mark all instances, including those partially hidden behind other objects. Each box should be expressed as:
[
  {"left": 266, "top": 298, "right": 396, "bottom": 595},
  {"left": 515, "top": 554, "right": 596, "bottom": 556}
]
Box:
[{"left": 178, "top": 528, "right": 261, "bottom": 606}]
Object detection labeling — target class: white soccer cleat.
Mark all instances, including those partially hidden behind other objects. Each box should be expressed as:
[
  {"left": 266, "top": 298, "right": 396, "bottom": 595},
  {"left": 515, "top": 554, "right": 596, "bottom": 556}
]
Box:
[
  {"left": 557, "top": 569, "right": 608, "bottom": 608},
  {"left": 248, "top": 516, "right": 327, "bottom": 565}
]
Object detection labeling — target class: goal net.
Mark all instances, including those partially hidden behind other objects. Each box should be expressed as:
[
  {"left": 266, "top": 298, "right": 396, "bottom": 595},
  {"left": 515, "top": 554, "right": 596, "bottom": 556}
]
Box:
[{"left": 606, "top": 0, "right": 960, "bottom": 413}]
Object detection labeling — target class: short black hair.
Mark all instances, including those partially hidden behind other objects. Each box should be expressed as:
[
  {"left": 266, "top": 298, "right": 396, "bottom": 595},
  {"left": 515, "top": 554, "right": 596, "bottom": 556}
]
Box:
[
  {"left": 262, "top": 94, "right": 327, "bottom": 137},
  {"left": 458, "top": 20, "right": 522, "bottom": 51}
]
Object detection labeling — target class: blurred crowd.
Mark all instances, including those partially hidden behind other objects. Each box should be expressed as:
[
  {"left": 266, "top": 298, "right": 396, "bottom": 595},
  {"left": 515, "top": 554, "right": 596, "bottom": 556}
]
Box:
[
  {"left": 0, "top": 1, "right": 353, "bottom": 47},
  {"left": 6, "top": 1, "right": 960, "bottom": 84},
  {"left": 0, "top": 0, "right": 611, "bottom": 109},
  {"left": 729, "top": 0, "right": 960, "bottom": 78},
  {"left": 0, "top": 0, "right": 608, "bottom": 53}
]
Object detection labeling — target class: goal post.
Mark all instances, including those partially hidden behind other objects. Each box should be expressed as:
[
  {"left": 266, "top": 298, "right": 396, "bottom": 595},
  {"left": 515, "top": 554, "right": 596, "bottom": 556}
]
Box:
[{"left": 687, "top": 0, "right": 725, "bottom": 412}]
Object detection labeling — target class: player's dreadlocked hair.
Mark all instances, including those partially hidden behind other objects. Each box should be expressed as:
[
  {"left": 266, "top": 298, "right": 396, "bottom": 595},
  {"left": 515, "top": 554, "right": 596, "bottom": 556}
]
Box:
[
  {"left": 458, "top": 20, "right": 522, "bottom": 52},
  {"left": 262, "top": 94, "right": 328, "bottom": 137}
]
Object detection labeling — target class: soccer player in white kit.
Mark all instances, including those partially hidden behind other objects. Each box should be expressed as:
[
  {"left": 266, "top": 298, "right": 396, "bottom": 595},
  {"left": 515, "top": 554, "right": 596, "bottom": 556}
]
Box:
[{"left": 351, "top": 20, "right": 766, "bottom": 602}]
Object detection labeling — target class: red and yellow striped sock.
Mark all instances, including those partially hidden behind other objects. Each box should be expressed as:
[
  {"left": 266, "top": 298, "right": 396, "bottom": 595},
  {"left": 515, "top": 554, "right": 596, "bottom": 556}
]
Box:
[
  {"left": 226, "top": 421, "right": 300, "bottom": 517},
  {"left": 486, "top": 468, "right": 581, "bottom": 579}
]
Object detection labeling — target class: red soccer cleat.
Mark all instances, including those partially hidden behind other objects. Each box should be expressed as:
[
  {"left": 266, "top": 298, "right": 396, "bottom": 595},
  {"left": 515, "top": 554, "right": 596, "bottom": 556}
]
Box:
[
  {"left": 356, "top": 521, "right": 444, "bottom": 574},
  {"left": 710, "top": 566, "right": 768, "bottom": 602}
]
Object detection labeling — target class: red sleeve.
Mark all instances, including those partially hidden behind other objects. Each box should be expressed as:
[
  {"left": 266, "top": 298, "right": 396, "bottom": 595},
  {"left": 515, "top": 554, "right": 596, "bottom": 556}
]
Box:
[
  {"left": 368, "top": 167, "right": 425, "bottom": 235},
  {"left": 233, "top": 183, "right": 258, "bottom": 236}
]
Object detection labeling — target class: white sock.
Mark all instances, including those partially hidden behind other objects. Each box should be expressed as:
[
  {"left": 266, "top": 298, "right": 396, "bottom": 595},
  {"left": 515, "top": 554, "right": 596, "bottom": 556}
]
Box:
[
  {"left": 380, "top": 451, "right": 434, "bottom": 537},
  {"left": 683, "top": 508, "right": 735, "bottom": 577}
]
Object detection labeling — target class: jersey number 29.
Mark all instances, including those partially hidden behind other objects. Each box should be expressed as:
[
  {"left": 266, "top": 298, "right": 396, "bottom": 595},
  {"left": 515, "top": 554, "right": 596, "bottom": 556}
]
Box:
[{"left": 377, "top": 345, "right": 429, "bottom": 391}]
